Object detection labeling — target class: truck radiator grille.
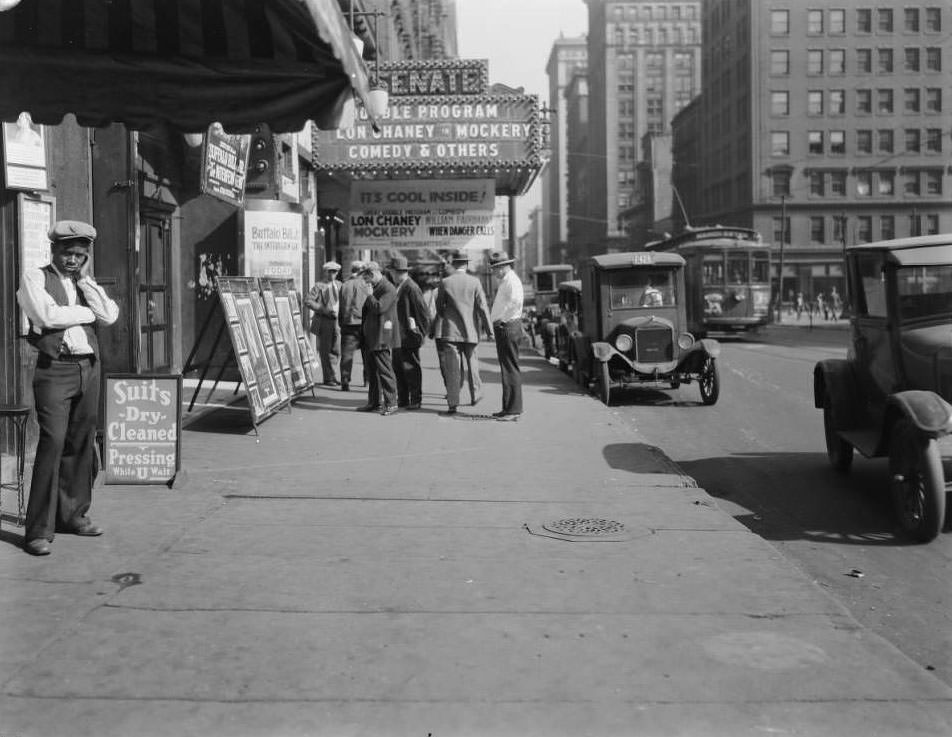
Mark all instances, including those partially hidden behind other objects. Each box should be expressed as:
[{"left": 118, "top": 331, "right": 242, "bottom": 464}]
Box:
[{"left": 635, "top": 328, "right": 673, "bottom": 362}]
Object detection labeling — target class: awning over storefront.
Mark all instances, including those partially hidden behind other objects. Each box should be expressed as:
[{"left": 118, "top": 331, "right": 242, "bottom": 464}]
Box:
[{"left": 0, "top": 0, "right": 374, "bottom": 133}]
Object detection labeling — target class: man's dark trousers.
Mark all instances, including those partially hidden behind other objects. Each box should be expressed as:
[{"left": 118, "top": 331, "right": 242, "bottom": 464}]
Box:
[
  {"left": 493, "top": 320, "right": 523, "bottom": 415},
  {"left": 340, "top": 325, "right": 362, "bottom": 386},
  {"left": 26, "top": 356, "right": 99, "bottom": 542},
  {"left": 366, "top": 348, "right": 397, "bottom": 409},
  {"left": 393, "top": 342, "right": 423, "bottom": 406}
]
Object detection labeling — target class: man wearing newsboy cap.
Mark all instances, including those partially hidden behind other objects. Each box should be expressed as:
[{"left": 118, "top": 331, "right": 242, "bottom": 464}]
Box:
[{"left": 16, "top": 220, "right": 120, "bottom": 556}]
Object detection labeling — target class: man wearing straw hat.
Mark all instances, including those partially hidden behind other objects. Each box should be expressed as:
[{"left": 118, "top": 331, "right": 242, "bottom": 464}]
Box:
[{"left": 488, "top": 250, "right": 524, "bottom": 420}]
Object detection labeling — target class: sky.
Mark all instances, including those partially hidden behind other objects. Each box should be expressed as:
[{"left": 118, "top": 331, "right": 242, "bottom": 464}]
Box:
[{"left": 455, "top": 0, "right": 589, "bottom": 228}]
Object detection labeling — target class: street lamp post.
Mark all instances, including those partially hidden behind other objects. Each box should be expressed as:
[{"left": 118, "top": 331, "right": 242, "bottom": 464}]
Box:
[{"left": 776, "top": 195, "right": 786, "bottom": 324}]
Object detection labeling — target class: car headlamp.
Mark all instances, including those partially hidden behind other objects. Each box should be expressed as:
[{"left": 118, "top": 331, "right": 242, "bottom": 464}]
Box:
[
  {"left": 677, "top": 333, "right": 695, "bottom": 350},
  {"left": 614, "top": 333, "right": 633, "bottom": 352}
]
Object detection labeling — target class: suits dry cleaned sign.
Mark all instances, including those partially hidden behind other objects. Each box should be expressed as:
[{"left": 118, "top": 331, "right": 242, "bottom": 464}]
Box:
[{"left": 349, "top": 179, "right": 495, "bottom": 250}]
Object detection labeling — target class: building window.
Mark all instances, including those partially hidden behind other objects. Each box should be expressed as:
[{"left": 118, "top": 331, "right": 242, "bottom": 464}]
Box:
[
  {"left": 830, "top": 130, "right": 846, "bottom": 154},
  {"left": 925, "top": 170, "right": 942, "bottom": 194},
  {"left": 829, "top": 49, "right": 845, "bottom": 74},
  {"left": 830, "top": 9, "right": 846, "bottom": 34},
  {"left": 905, "top": 47, "right": 920, "bottom": 71},
  {"left": 857, "top": 129, "right": 873, "bottom": 153},
  {"left": 879, "top": 171, "right": 895, "bottom": 195},
  {"left": 878, "top": 48, "right": 893, "bottom": 73},
  {"left": 771, "top": 10, "right": 790, "bottom": 35},
  {"left": 808, "top": 9, "right": 824, "bottom": 34},
  {"left": 905, "top": 129, "right": 921, "bottom": 152},
  {"left": 807, "top": 50, "right": 824, "bottom": 74},
  {"left": 809, "top": 171, "right": 825, "bottom": 196},
  {"left": 926, "top": 214, "right": 939, "bottom": 234},
  {"left": 772, "top": 216, "right": 791, "bottom": 245},
  {"left": 878, "top": 129, "right": 894, "bottom": 152},
  {"left": 808, "top": 90, "right": 824, "bottom": 115},
  {"left": 904, "top": 88, "right": 921, "bottom": 112},
  {"left": 771, "top": 50, "right": 790, "bottom": 75},
  {"left": 772, "top": 170, "right": 791, "bottom": 197},
  {"left": 878, "top": 89, "right": 894, "bottom": 113},
  {"left": 808, "top": 130, "right": 824, "bottom": 154},
  {"left": 771, "top": 131, "right": 790, "bottom": 156},
  {"left": 858, "top": 216, "right": 873, "bottom": 242},
  {"left": 771, "top": 91, "right": 790, "bottom": 116},
  {"left": 880, "top": 215, "right": 895, "bottom": 240},
  {"left": 925, "top": 7, "right": 941, "bottom": 32},
  {"left": 926, "top": 47, "right": 942, "bottom": 71},
  {"left": 830, "top": 171, "right": 847, "bottom": 195},
  {"left": 926, "top": 128, "right": 943, "bottom": 152},
  {"left": 810, "top": 216, "right": 826, "bottom": 243},
  {"left": 833, "top": 215, "right": 847, "bottom": 243},
  {"left": 830, "top": 89, "right": 845, "bottom": 114},
  {"left": 647, "top": 96, "right": 663, "bottom": 116},
  {"left": 878, "top": 8, "right": 893, "bottom": 32},
  {"left": 904, "top": 8, "right": 920, "bottom": 32},
  {"left": 857, "top": 9, "right": 872, "bottom": 33},
  {"left": 905, "top": 172, "right": 921, "bottom": 195},
  {"left": 925, "top": 88, "right": 942, "bottom": 112},
  {"left": 909, "top": 214, "right": 922, "bottom": 236},
  {"left": 857, "top": 89, "right": 872, "bottom": 113},
  {"left": 857, "top": 48, "right": 872, "bottom": 72},
  {"left": 856, "top": 170, "right": 872, "bottom": 196}
]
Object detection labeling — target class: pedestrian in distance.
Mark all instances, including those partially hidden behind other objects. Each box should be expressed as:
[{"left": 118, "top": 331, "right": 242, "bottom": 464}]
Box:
[
  {"left": 16, "top": 220, "right": 120, "bottom": 556},
  {"left": 355, "top": 261, "right": 399, "bottom": 416},
  {"left": 305, "top": 261, "right": 342, "bottom": 386},
  {"left": 488, "top": 250, "right": 525, "bottom": 420},
  {"left": 388, "top": 254, "right": 430, "bottom": 410},
  {"left": 432, "top": 249, "right": 493, "bottom": 415},
  {"left": 337, "top": 260, "right": 371, "bottom": 391}
]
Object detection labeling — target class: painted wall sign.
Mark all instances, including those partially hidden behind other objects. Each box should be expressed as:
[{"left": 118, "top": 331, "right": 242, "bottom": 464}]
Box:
[
  {"left": 103, "top": 375, "right": 181, "bottom": 485},
  {"left": 242, "top": 208, "right": 303, "bottom": 289},
  {"left": 201, "top": 124, "right": 249, "bottom": 207},
  {"left": 348, "top": 179, "right": 495, "bottom": 250}
]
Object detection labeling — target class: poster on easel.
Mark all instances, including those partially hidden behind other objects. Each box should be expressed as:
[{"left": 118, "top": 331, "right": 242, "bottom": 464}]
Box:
[
  {"left": 261, "top": 278, "right": 316, "bottom": 392},
  {"left": 259, "top": 278, "right": 302, "bottom": 394},
  {"left": 216, "top": 277, "right": 285, "bottom": 424},
  {"left": 248, "top": 281, "right": 291, "bottom": 404},
  {"left": 288, "top": 285, "right": 321, "bottom": 383}
]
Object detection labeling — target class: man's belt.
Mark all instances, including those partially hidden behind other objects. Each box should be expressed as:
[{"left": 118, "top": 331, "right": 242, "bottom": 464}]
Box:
[{"left": 55, "top": 353, "right": 94, "bottom": 362}]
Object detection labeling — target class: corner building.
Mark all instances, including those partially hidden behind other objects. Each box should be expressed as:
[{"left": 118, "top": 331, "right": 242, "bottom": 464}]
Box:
[{"left": 684, "top": 1, "right": 952, "bottom": 302}]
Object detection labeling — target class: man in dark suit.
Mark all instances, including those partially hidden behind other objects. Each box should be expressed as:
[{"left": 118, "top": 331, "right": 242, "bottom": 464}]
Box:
[
  {"left": 432, "top": 250, "right": 493, "bottom": 415},
  {"left": 16, "top": 220, "right": 120, "bottom": 556},
  {"left": 388, "top": 255, "right": 430, "bottom": 410},
  {"left": 356, "top": 261, "right": 399, "bottom": 415},
  {"left": 337, "top": 260, "right": 371, "bottom": 391}
]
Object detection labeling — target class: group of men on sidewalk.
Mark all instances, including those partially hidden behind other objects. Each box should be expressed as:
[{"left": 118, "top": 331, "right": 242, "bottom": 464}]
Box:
[{"left": 306, "top": 249, "right": 524, "bottom": 420}]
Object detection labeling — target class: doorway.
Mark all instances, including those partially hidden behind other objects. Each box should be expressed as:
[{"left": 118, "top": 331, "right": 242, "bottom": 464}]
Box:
[{"left": 138, "top": 204, "right": 174, "bottom": 372}]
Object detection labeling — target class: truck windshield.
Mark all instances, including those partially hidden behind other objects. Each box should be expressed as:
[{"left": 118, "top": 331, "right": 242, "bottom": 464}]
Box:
[
  {"left": 608, "top": 269, "right": 676, "bottom": 308},
  {"left": 897, "top": 264, "right": 952, "bottom": 320}
]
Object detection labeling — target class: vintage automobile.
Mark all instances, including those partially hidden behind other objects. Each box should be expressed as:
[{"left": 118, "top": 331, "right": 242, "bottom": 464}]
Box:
[
  {"left": 571, "top": 251, "right": 721, "bottom": 406},
  {"left": 813, "top": 235, "right": 952, "bottom": 542},
  {"left": 553, "top": 279, "right": 583, "bottom": 373}
]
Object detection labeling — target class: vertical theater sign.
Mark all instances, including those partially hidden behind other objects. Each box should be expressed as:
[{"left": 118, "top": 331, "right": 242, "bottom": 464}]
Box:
[{"left": 312, "top": 59, "right": 546, "bottom": 253}]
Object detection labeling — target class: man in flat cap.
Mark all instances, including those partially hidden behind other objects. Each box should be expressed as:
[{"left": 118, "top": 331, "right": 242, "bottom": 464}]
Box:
[
  {"left": 356, "top": 262, "right": 399, "bottom": 415},
  {"left": 305, "top": 260, "right": 342, "bottom": 386},
  {"left": 387, "top": 254, "right": 430, "bottom": 410},
  {"left": 488, "top": 250, "right": 525, "bottom": 420},
  {"left": 16, "top": 220, "right": 120, "bottom": 556},
  {"left": 337, "top": 260, "right": 371, "bottom": 392},
  {"left": 432, "top": 249, "right": 493, "bottom": 415}
]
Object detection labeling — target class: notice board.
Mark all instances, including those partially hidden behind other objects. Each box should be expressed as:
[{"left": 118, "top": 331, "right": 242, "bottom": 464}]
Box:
[{"left": 103, "top": 374, "right": 182, "bottom": 485}]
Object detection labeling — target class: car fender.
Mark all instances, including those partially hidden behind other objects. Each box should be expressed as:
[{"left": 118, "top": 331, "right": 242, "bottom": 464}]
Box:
[
  {"left": 813, "top": 359, "right": 860, "bottom": 430},
  {"left": 675, "top": 338, "right": 720, "bottom": 373},
  {"left": 886, "top": 390, "right": 952, "bottom": 437}
]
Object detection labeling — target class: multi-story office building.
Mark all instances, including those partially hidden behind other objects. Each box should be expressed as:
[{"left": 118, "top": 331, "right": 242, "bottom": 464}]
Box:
[
  {"left": 565, "top": 66, "right": 593, "bottom": 266},
  {"left": 543, "top": 35, "right": 588, "bottom": 262},
  {"left": 684, "top": 1, "right": 952, "bottom": 302},
  {"left": 580, "top": 0, "right": 702, "bottom": 255},
  {"left": 372, "top": 0, "right": 458, "bottom": 62}
]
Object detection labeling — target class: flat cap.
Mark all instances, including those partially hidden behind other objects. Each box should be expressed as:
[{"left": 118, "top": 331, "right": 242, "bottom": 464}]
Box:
[
  {"left": 49, "top": 220, "right": 96, "bottom": 245},
  {"left": 350, "top": 260, "right": 365, "bottom": 274},
  {"left": 358, "top": 260, "right": 381, "bottom": 275},
  {"left": 388, "top": 254, "right": 409, "bottom": 271},
  {"left": 322, "top": 260, "right": 341, "bottom": 271}
]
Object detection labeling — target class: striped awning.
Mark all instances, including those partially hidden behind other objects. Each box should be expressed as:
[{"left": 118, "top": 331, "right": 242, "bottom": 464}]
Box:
[{"left": 0, "top": 0, "right": 373, "bottom": 133}]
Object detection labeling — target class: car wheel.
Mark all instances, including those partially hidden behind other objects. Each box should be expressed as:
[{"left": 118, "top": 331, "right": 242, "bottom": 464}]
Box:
[
  {"left": 888, "top": 419, "right": 945, "bottom": 543},
  {"left": 698, "top": 357, "right": 720, "bottom": 406},
  {"left": 823, "top": 398, "right": 853, "bottom": 473},
  {"left": 599, "top": 361, "right": 612, "bottom": 406}
]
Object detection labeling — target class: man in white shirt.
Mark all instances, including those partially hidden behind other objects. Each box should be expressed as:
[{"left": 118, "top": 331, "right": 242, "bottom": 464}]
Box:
[
  {"left": 306, "top": 261, "right": 342, "bottom": 385},
  {"left": 16, "top": 220, "right": 119, "bottom": 555},
  {"left": 488, "top": 251, "right": 525, "bottom": 419}
]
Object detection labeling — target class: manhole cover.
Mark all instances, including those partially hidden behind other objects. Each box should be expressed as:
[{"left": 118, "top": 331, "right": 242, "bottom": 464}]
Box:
[{"left": 542, "top": 518, "right": 626, "bottom": 537}]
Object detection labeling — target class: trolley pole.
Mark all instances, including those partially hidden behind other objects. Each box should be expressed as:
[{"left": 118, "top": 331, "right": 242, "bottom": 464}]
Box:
[{"left": 777, "top": 195, "right": 786, "bottom": 324}]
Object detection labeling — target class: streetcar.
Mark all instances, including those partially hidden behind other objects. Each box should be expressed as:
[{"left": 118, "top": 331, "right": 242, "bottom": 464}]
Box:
[{"left": 644, "top": 226, "right": 772, "bottom": 337}]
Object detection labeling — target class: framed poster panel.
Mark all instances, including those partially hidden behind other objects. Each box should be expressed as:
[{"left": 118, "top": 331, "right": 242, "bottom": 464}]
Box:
[
  {"left": 103, "top": 374, "right": 182, "bottom": 486},
  {"left": 262, "top": 278, "right": 311, "bottom": 393},
  {"left": 17, "top": 192, "right": 55, "bottom": 334},
  {"left": 248, "top": 284, "right": 290, "bottom": 403},
  {"left": 288, "top": 286, "right": 321, "bottom": 382}
]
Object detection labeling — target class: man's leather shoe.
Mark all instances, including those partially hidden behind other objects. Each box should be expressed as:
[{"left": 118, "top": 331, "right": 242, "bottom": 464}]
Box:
[
  {"left": 493, "top": 412, "right": 522, "bottom": 421},
  {"left": 471, "top": 396, "right": 482, "bottom": 406},
  {"left": 24, "top": 539, "right": 51, "bottom": 556},
  {"left": 380, "top": 406, "right": 398, "bottom": 416},
  {"left": 405, "top": 402, "right": 422, "bottom": 410},
  {"left": 70, "top": 520, "right": 104, "bottom": 536},
  {"left": 356, "top": 404, "right": 379, "bottom": 412},
  {"left": 340, "top": 382, "right": 349, "bottom": 392},
  {"left": 439, "top": 407, "right": 458, "bottom": 416}
]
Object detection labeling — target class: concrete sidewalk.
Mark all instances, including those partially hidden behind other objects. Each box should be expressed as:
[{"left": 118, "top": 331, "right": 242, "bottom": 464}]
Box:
[{"left": 1, "top": 342, "right": 950, "bottom": 737}]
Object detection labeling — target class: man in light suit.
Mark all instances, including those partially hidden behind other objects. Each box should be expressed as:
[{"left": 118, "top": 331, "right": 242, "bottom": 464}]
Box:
[{"left": 432, "top": 250, "right": 493, "bottom": 415}]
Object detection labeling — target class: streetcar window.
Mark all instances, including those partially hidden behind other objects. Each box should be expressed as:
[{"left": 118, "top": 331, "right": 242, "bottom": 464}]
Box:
[
  {"left": 752, "top": 254, "right": 770, "bottom": 283},
  {"left": 702, "top": 257, "right": 724, "bottom": 285},
  {"left": 608, "top": 269, "right": 676, "bottom": 308},
  {"left": 727, "top": 257, "right": 749, "bottom": 284}
]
